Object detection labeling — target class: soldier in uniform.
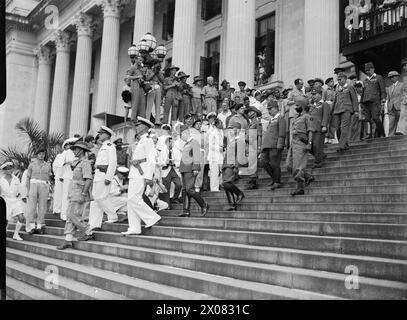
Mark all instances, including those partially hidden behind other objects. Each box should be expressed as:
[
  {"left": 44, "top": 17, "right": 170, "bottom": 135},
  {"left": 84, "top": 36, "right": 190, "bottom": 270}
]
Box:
[
  {"left": 0, "top": 161, "right": 25, "bottom": 241},
  {"left": 114, "top": 138, "right": 128, "bottom": 167},
  {"left": 145, "top": 59, "right": 165, "bottom": 125},
  {"left": 260, "top": 101, "right": 286, "bottom": 190},
  {"left": 163, "top": 65, "right": 180, "bottom": 124},
  {"left": 126, "top": 53, "right": 146, "bottom": 120},
  {"left": 57, "top": 141, "right": 95, "bottom": 250},
  {"left": 191, "top": 76, "right": 204, "bottom": 117},
  {"left": 286, "top": 97, "right": 314, "bottom": 196},
  {"left": 88, "top": 126, "right": 118, "bottom": 232},
  {"left": 178, "top": 125, "right": 210, "bottom": 218},
  {"left": 361, "top": 62, "right": 387, "bottom": 139},
  {"left": 177, "top": 71, "right": 193, "bottom": 122},
  {"left": 104, "top": 167, "right": 129, "bottom": 224},
  {"left": 123, "top": 117, "right": 162, "bottom": 235},
  {"left": 309, "top": 87, "right": 331, "bottom": 167},
  {"left": 25, "top": 149, "right": 52, "bottom": 235},
  {"left": 202, "top": 76, "right": 219, "bottom": 115},
  {"left": 332, "top": 72, "right": 359, "bottom": 153},
  {"left": 233, "top": 81, "right": 248, "bottom": 105},
  {"left": 242, "top": 106, "right": 262, "bottom": 190}
]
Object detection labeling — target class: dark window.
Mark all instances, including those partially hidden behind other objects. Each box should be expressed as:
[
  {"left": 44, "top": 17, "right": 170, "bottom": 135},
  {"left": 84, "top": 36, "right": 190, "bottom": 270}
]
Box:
[
  {"left": 255, "top": 13, "right": 276, "bottom": 86},
  {"left": 162, "top": 0, "right": 175, "bottom": 41},
  {"left": 200, "top": 37, "right": 220, "bottom": 84},
  {"left": 201, "top": 0, "right": 222, "bottom": 21}
]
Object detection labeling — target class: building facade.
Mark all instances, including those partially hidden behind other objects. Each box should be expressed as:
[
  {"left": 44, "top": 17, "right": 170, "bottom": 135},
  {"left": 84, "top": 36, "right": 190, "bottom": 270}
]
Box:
[{"left": 1, "top": 0, "right": 405, "bottom": 149}]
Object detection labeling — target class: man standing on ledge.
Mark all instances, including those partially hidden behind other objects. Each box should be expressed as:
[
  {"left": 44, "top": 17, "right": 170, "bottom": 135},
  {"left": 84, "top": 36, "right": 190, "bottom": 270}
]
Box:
[
  {"left": 123, "top": 117, "right": 162, "bottom": 235},
  {"left": 88, "top": 126, "right": 117, "bottom": 232},
  {"left": 361, "top": 62, "right": 386, "bottom": 139}
]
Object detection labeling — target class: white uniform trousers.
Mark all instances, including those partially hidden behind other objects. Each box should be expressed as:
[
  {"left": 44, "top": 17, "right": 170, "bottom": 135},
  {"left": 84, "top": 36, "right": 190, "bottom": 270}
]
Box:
[
  {"left": 88, "top": 181, "right": 119, "bottom": 229},
  {"left": 209, "top": 161, "right": 222, "bottom": 192},
  {"left": 127, "top": 174, "right": 161, "bottom": 234},
  {"left": 53, "top": 179, "right": 63, "bottom": 214},
  {"left": 60, "top": 178, "right": 72, "bottom": 221}
]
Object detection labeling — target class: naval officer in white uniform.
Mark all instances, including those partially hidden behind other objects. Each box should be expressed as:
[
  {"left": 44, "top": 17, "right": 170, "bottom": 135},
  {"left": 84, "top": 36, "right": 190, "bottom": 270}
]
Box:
[
  {"left": 88, "top": 126, "right": 118, "bottom": 231},
  {"left": 122, "top": 117, "right": 161, "bottom": 235}
]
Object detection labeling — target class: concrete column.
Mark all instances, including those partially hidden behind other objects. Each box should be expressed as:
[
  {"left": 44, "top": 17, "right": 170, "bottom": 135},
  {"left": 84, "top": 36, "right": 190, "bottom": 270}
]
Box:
[
  {"left": 49, "top": 30, "right": 71, "bottom": 135},
  {"left": 133, "top": 0, "right": 155, "bottom": 44},
  {"left": 69, "top": 13, "right": 94, "bottom": 137},
  {"left": 33, "top": 45, "right": 53, "bottom": 131},
  {"left": 224, "top": 0, "right": 256, "bottom": 88},
  {"left": 303, "top": 0, "right": 340, "bottom": 81},
  {"left": 172, "top": 0, "right": 198, "bottom": 77},
  {"left": 96, "top": 0, "right": 126, "bottom": 116}
]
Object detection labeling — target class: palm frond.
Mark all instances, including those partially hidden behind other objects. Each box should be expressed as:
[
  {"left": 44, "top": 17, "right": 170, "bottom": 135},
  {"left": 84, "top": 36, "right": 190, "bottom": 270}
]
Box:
[
  {"left": 0, "top": 146, "right": 32, "bottom": 179},
  {"left": 15, "top": 117, "right": 45, "bottom": 151}
]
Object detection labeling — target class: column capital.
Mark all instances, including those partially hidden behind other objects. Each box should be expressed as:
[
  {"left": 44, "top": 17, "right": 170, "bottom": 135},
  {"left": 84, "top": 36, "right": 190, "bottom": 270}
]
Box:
[
  {"left": 52, "top": 30, "right": 71, "bottom": 53},
  {"left": 34, "top": 45, "right": 54, "bottom": 65},
  {"left": 98, "top": 0, "right": 130, "bottom": 19},
  {"left": 73, "top": 12, "right": 96, "bottom": 37}
]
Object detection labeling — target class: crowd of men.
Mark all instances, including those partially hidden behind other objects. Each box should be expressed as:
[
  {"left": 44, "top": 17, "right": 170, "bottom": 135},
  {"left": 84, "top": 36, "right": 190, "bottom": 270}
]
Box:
[{"left": 1, "top": 58, "right": 407, "bottom": 249}]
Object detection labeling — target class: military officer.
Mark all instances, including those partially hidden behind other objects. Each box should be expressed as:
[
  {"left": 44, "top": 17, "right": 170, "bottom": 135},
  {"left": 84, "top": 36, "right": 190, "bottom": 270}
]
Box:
[
  {"left": 60, "top": 138, "right": 78, "bottom": 221},
  {"left": 260, "top": 101, "right": 286, "bottom": 190},
  {"left": 361, "top": 62, "right": 387, "bottom": 139},
  {"left": 233, "top": 81, "right": 248, "bottom": 105},
  {"left": 25, "top": 149, "right": 52, "bottom": 235},
  {"left": 57, "top": 141, "right": 95, "bottom": 250},
  {"left": 332, "top": 73, "right": 359, "bottom": 153},
  {"left": 286, "top": 97, "right": 314, "bottom": 196},
  {"left": 88, "top": 126, "right": 118, "bottom": 231},
  {"left": 123, "top": 117, "right": 162, "bottom": 235},
  {"left": 104, "top": 167, "right": 129, "bottom": 224},
  {"left": 177, "top": 71, "right": 193, "bottom": 122},
  {"left": 163, "top": 65, "right": 180, "bottom": 124},
  {"left": 309, "top": 87, "right": 331, "bottom": 167},
  {"left": 178, "top": 125, "right": 210, "bottom": 218},
  {"left": 202, "top": 76, "right": 219, "bottom": 115},
  {"left": 228, "top": 103, "right": 249, "bottom": 175}
]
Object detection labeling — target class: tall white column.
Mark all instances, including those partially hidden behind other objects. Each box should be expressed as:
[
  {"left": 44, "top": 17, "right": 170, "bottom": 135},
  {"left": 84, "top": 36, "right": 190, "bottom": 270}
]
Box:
[
  {"left": 69, "top": 13, "right": 94, "bottom": 137},
  {"left": 303, "top": 0, "right": 340, "bottom": 81},
  {"left": 49, "top": 30, "right": 71, "bottom": 135},
  {"left": 96, "top": 0, "right": 126, "bottom": 116},
  {"left": 224, "top": 0, "right": 256, "bottom": 88},
  {"left": 33, "top": 45, "right": 53, "bottom": 131},
  {"left": 172, "top": 0, "right": 198, "bottom": 77},
  {"left": 133, "top": 0, "right": 155, "bottom": 44}
]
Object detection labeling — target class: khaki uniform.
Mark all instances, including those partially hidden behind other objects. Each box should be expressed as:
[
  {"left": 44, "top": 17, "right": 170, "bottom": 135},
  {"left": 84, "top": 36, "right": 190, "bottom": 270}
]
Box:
[
  {"left": 202, "top": 85, "right": 219, "bottom": 114},
  {"left": 64, "top": 158, "right": 93, "bottom": 236},
  {"left": 163, "top": 75, "right": 180, "bottom": 123},
  {"left": 191, "top": 85, "right": 203, "bottom": 115},
  {"left": 286, "top": 113, "right": 312, "bottom": 184},
  {"left": 127, "top": 63, "right": 146, "bottom": 120},
  {"left": 179, "top": 82, "right": 193, "bottom": 121},
  {"left": 309, "top": 101, "right": 330, "bottom": 164}
]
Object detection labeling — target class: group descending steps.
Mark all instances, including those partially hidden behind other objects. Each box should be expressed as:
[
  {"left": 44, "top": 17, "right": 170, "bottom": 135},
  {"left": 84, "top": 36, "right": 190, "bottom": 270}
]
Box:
[{"left": 6, "top": 135, "right": 407, "bottom": 300}]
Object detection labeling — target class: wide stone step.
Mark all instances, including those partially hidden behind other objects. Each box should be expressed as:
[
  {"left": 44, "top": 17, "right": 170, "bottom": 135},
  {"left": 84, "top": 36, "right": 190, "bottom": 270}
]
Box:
[
  {"left": 203, "top": 184, "right": 407, "bottom": 197},
  {"left": 6, "top": 243, "right": 338, "bottom": 300},
  {"left": 43, "top": 217, "right": 407, "bottom": 241},
  {"left": 6, "top": 247, "right": 216, "bottom": 300},
  {"left": 6, "top": 260, "right": 128, "bottom": 300},
  {"left": 159, "top": 211, "right": 407, "bottom": 224},
  {"left": 11, "top": 231, "right": 407, "bottom": 283},
  {"left": 35, "top": 225, "right": 407, "bottom": 260},
  {"left": 193, "top": 193, "right": 407, "bottom": 204},
  {"left": 170, "top": 202, "right": 407, "bottom": 213},
  {"left": 7, "top": 237, "right": 406, "bottom": 299},
  {"left": 6, "top": 276, "right": 62, "bottom": 300}
]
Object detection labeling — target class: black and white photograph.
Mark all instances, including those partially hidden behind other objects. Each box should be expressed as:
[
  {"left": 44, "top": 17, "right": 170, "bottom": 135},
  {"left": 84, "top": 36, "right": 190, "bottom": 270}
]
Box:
[{"left": 0, "top": 0, "right": 406, "bottom": 303}]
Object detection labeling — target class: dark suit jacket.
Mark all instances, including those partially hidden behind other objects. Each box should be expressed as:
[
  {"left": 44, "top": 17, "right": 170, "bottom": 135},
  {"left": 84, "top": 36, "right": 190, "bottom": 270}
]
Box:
[
  {"left": 261, "top": 115, "right": 286, "bottom": 150},
  {"left": 309, "top": 101, "right": 331, "bottom": 132},
  {"left": 386, "top": 82, "right": 404, "bottom": 111},
  {"left": 179, "top": 139, "right": 201, "bottom": 173},
  {"left": 333, "top": 85, "right": 359, "bottom": 114},
  {"left": 362, "top": 74, "right": 386, "bottom": 103}
]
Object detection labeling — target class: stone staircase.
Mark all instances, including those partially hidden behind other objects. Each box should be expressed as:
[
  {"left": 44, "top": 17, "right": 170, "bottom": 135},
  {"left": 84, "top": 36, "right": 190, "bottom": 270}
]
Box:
[{"left": 6, "top": 135, "right": 407, "bottom": 300}]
